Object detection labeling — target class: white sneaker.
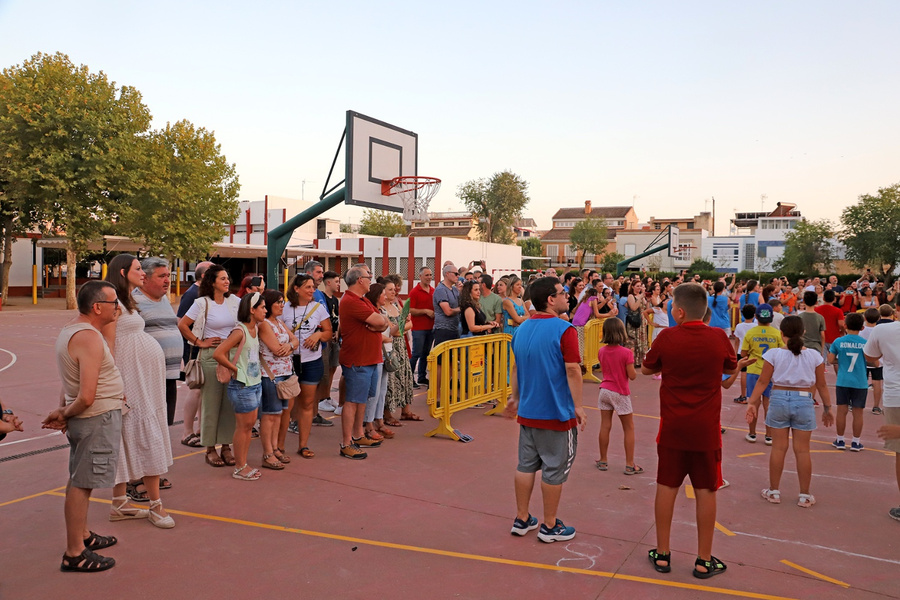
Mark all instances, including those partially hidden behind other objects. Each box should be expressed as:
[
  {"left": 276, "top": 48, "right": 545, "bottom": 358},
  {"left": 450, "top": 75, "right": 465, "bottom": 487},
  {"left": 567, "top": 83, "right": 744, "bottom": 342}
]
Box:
[
  {"left": 334, "top": 406, "right": 343, "bottom": 415},
  {"left": 318, "top": 398, "right": 336, "bottom": 412}
]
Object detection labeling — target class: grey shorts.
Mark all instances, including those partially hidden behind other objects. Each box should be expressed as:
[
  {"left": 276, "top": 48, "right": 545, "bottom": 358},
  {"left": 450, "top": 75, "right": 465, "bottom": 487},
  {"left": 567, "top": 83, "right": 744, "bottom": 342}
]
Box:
[
  {"left": 66, "top": 410, "right": 122, "bottom": 489},
  {"left": 885, "top": 407, "right": 900, "bottom": 453},
  {"left": 321, "top": 341, "right": 340, "bottom": 376},
  {"left": 517, "top": 425, "right": 578, "bottom": 485}
]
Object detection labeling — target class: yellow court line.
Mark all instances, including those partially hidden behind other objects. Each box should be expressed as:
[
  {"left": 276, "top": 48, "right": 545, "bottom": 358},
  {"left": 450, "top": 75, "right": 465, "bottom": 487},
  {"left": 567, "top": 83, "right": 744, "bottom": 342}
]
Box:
[
  {"left": 780, "top": 560, "right": 849, "bottom": 588},
  {"left": 685, "top": 484, "right": 696, "bottom": 499},
  {"left": 809, "top": 450, "right": 843, "bottom": 454},
  {"left": 44, "top": 492, "right": 796, "bottom": 600},
  {"left": 738, "top": 452, "right": 766, "bottom": 458},
  {"left": 810, "top": 438, "right": 892, "bottom": 456},
  {"left": 715, "top": 522, "right": 737, "bottom": 537},
  {"left": 0, "top": 486, "right": 65, "bottom": 508}
]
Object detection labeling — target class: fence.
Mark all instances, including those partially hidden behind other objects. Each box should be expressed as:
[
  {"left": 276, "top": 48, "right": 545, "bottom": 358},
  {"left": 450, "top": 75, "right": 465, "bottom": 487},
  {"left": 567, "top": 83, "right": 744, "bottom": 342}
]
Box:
[{"left": 425, "top": 333, "right": 512, "bottom": 441}]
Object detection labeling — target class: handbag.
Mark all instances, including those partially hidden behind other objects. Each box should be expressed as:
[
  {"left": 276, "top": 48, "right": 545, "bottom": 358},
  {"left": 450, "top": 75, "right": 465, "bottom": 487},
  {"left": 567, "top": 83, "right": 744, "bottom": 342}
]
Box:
[
  {"left": 216, "top": 326, "right": 247, "bottom": 384},
  {"left": 382, "top": 345, "right": 404, "bottom": 373},
  {"left": 626, "top": 306, "right": 642, "bottom": 329},
  {"left": 184, "top": 346, "right": 204, "bottom": 390},
  {"left": 260, "top": 360, "right": 301, "bottom": 400}
]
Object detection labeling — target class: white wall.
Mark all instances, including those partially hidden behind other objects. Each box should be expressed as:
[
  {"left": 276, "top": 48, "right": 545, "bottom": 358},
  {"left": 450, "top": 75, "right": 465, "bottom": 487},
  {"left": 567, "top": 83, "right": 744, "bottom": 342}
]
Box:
[{"left": 2, "top": 237, "right": 43, "bottom": 289}]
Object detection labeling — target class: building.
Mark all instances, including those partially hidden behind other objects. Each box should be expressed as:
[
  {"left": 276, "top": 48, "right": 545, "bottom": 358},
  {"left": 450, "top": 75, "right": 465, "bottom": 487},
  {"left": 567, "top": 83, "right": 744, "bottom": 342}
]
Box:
[
  {"left": 408, "top": 211, "right": 477, "bottom": 240},
  {"left": 513, "top": 217, "right": 539, "bottom": 241},
  {"left": 540, "top": 201, "right": 638, "bottom": 268},
  {"left": 700, "top": 202, "right": 803, "bottom": 273}
]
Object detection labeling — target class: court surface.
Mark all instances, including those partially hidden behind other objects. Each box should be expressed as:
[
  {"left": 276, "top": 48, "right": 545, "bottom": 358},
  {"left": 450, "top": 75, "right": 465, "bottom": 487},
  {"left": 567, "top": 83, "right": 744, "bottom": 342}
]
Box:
[{"left": 1, "top": 305, "right": 898, "bottom": 599}]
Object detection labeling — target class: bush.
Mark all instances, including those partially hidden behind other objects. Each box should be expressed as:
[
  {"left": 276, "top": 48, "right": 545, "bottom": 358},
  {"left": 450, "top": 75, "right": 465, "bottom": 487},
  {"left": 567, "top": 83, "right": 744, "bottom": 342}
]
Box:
[{"left": 689, "top": 258, "right": 716, "bottom": 272}]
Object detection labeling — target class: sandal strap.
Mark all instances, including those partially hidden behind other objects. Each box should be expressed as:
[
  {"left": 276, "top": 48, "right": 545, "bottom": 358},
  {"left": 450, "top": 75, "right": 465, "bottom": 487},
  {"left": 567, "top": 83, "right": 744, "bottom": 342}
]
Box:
[{"left": 83, "top": 531, "right": 117, "bottom": 550}]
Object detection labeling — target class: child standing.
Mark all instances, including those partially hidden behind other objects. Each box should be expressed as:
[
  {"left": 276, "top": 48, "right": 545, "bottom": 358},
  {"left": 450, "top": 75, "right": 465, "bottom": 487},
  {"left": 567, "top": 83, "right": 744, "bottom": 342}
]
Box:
[
  {"left": 731, "top": 304, "right": 758, "bottom": 404},
  {"left": 595, "top": 318, "right": 640, "bottom": 474},
  {"left": 829, "top": 312, "right": 869, "bottom": 450},
  {"left": 642, "top": 284, "right": 738, "bottom": 579},
  {"left": 742, "top": 304, "right": 784, "bottom": 445},
  {"left": 860, "top": 308, "right": 884, "bottom": 415}
]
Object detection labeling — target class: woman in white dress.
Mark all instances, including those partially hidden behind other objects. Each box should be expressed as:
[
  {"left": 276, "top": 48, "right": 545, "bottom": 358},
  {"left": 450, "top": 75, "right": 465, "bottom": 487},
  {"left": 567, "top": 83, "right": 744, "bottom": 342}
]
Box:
[{"left": 104, "top": 254, "right": 174, "bottom": 529}]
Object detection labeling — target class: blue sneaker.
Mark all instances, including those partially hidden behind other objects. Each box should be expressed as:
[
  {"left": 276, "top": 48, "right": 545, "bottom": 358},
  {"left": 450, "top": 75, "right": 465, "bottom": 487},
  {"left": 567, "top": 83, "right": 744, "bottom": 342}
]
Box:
[
  {"left": 537, "top": 519, "right": 576, "bottom": 543},
  {"left": 832, "top": 439, "right": 845, "bottom": 450},
  {"left": 510, "top": 514, "right": 539, "bottom": 536},
  {"left": 850, "top": 441, "right": 864, "bottom": 452}
]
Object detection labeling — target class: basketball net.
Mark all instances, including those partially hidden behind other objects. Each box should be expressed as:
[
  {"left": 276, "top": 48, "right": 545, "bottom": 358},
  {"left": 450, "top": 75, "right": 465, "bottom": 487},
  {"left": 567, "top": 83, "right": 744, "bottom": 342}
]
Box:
[{"left": 381, "top": 176, "right": 441, "bottom": 222}]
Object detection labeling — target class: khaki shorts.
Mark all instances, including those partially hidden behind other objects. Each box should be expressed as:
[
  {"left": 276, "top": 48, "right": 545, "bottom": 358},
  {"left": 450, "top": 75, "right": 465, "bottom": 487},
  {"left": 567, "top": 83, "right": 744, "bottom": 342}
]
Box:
[
  {"left": 320, "top": 340, "right": 341, "bottom": 376},
  {"left": 884, "top": 407, "right": 900, "bottom": 453},
  {"left": 67, "top": 410, "right": 122, "bottom": 489}
]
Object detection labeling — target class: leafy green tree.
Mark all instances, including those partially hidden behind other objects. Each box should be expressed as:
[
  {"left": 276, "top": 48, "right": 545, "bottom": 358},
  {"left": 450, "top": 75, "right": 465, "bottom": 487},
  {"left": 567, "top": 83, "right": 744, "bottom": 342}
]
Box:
[
  {"left": 774, "top": 219, "right": 836, "bottom": 275},
  {"left": 689, "top": 258, "right": 716, "bottom": 272},
  {"left": 457, "top": 170, "right": 529, "bottom": 245},
  {"left": 569, "top": 217, "right": 608, "bottom": 268},
  {"left": 120, "top": 120, "right": 240, "bottom": 262},
  {"left": 0, "top": 52, "right": 151, "bottom": 307},
  {"left": 517, "top": 236, "right": 543, "bottom": 269},
  {"left": 358, "top": 209, "right": 407, "bottom": 237},
  {"left": 600, "top": 252, "right": 625, "bottom": 274},
  {"left": 840, "top": 183, "right": 900, "bottom": 281},
  {"left": 339, "top": 223, "right": 354, "bottom": 233}
]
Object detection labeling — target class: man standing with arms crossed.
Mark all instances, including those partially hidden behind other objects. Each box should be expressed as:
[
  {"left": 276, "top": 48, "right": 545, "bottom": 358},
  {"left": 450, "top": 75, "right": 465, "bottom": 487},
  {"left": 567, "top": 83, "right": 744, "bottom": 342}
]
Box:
[
  {"left": 505, "top": 277, "right": 586, "bottom": 542},
  {"left": 43, "top": 281, "right": 127, "bottom": 572},
  {"left": 302, "top": 260, "right": 336, "bottom": 427},
  {"left": 408, "top": 266, "right": 435, "bottom": 388}
]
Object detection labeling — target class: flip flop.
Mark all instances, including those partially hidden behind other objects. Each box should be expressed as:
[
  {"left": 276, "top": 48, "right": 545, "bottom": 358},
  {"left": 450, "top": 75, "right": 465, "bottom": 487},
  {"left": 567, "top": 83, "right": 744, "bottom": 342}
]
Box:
[{"left": 400, "top": 413, "right": 424, "bottom": 421}]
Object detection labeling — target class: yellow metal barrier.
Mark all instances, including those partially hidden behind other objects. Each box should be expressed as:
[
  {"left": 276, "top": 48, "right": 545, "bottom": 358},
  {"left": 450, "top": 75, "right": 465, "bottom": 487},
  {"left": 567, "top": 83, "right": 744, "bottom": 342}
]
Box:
[
  {"left": 581, "top": 317, "right": 612, "bottom": 382},
  {"left": 426, "top": 333, "right": 512, "bottom": 441}
]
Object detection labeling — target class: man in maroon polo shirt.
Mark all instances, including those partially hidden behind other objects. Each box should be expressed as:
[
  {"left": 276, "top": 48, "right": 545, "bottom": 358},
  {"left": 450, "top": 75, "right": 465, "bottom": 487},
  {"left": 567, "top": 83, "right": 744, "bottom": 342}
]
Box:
[{"left": 338, "top": 264, "right": 391, "bottom": 460}]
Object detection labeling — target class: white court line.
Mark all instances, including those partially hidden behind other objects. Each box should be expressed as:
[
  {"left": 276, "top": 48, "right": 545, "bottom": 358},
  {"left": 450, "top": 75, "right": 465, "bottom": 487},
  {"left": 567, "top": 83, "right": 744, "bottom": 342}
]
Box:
[
  {"left": 734, "top": 530, "right": 900, "bottom": 566},
  {"left": 0, "top": 431, "right": 63, "bottom": 447},
  {"left": 0, "top": 348, "right": 17, "bottom": 373}
]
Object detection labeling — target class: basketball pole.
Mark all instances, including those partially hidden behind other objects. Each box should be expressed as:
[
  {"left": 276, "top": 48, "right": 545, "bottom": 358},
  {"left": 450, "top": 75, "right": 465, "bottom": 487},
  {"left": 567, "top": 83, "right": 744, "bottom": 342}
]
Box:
[{"left": 266, "top": 187, "right": 346, "bottom": 288}]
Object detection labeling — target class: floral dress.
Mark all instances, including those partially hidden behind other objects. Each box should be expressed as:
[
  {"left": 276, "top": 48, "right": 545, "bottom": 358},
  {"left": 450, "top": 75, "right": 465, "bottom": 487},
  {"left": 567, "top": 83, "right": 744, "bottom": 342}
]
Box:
[
  {"left": 625, "top": 294, "right": 648, "bottom": 367},
  {"left": 385, "top": 312, "right": 413, "bottom": 413}
]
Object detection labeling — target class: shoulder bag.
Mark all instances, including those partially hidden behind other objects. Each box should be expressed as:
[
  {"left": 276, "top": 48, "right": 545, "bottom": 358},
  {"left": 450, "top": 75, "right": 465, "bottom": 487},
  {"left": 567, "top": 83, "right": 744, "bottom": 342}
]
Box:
[
  {"left": 184, "top": 299, "right": 210, "bottom": 389},
  {"left": 216, "top": 326, "right": 247, "bottom": 384},
  {"left": 260, "top": 358, "right": 301, "bottom": 400},
  {"left": 626, "top": 296, "right": 642, "bottom": 328}
]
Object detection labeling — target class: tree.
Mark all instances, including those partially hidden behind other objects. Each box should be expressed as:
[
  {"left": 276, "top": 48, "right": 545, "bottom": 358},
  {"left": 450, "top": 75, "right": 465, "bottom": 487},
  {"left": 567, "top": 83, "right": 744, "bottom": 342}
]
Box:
[
  {"left": 689, "top": 258, "right": 716, "bottom": 272},
  {"left": 517, "top": 237, "right": 543, "bottom": 270},
  {"left": 0, "top": 52, "right": 151, "bottom": 307},
  {"left": 569, "top": 217, "right": 608, "bottom": 269},
  {"left": 457, "top": 170, "right": 529, "bottom": 245},
  {"left": 119, "top": 120, "right": 240, "bottom": 262},
  {"left": 774, "top": 219, "right": 836, "bottom": 275},
  {"left": 358, "top": 209, "right": 407, "bottom": 237},
  {"left": 840, "top": 184, "right": 900, "bottom": 281},
  {"left": 600, "top": 252, "right": 625, "bottom": 274}
]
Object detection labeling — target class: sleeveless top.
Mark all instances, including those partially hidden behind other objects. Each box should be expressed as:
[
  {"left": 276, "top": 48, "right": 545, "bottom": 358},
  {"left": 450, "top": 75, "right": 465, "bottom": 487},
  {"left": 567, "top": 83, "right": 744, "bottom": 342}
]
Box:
[
  {"left": 259, "top": 318, "right": 293, "bottom": 378},
  {"left": 503, "top": 300, "right": 526, "bottom": 335},
  {"left": 230, "top": 323, "right": 261, "bottom": 386},
  {"left": 55, "top": 322, "right": 124, "bottom": 419},
  {"left": 461, "top": 304, "right": 488, "bottom": 336}
]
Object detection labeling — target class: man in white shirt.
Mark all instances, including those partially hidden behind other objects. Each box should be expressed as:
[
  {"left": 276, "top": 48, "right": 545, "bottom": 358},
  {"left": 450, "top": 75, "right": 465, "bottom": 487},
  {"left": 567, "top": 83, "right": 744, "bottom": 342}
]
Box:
[{"left": 864, "top": 319, "right": 900, "bottom": 522}]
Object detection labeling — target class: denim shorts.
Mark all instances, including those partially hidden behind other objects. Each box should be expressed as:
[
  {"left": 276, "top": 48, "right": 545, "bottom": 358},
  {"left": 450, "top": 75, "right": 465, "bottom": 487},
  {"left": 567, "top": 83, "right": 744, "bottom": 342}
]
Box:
[
  {"left": 227, "top": 380, "right": 262, "bottom": 414},
  {"left": 766, "top": 389, "right": 816, "bottom": 431},
  {"left": 746, "top": 372, "right": 773, "bottom": 399},
  {"left": 260, "top": 376, "right": 290, "bottom": 415},
  {"left": 342, "top": 364, "right": 379, "bottom": 404},
  {"left": 300, "top": 357, "right": 324, "bottom": 386}
]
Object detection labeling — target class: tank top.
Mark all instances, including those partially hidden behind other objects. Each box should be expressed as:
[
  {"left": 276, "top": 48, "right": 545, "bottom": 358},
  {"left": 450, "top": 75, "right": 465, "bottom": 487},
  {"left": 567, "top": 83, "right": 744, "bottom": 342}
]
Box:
[
  {"left": 55, "top": 322, "right": 124, "bottom": 419},
  {"left": 259, "top": 318, "right": 293, "bottom": 378},
  {"left": 231, "top": 323, "right": 261, "bottom": 386},
  {"left": 503, "top": 300, "right": 526, "bottom": 335}
]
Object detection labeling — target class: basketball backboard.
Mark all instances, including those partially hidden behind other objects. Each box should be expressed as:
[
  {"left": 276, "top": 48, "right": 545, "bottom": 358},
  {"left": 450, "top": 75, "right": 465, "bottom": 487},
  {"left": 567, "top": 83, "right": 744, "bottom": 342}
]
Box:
[
  {"left": 345, "top": 110, "right": 417, "bottom": 213},
  {"left": 667, "top": 225, "right": 680, "bottom": 258}
]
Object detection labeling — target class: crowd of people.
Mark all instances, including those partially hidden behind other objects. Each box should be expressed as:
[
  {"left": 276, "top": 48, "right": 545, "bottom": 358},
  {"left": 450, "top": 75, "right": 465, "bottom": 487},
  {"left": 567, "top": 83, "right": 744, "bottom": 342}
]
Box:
[{"left": 29, "top": 257, "right": 900, "bottom": 574}]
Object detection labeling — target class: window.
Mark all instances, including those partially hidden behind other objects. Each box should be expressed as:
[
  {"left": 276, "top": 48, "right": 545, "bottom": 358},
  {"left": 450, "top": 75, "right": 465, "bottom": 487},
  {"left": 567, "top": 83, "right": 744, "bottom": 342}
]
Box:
[
  {"left": 624, "top": 243, "right": 636, "bottom": 256},
  {"left": 234, "top": 225, "right": 247, "bottom": 233},
  {"left": 546, "top": 244, "right": 558, "bottom": 257},
  {"left": 415, "top": 222, "right": 426, "bottom": 227},
  {"left": 608, "top": 220, "right": 623, "bottom": 227},
  {"left": 566, "top": 245, "right": 577, "bottom": 257},
  {"left": 685, "top": 222, "right": 694, "bottom": 230},
  {"left": 458, "top": 221, "right": 469, "bottom": 226},
  {"left": 653, "top": 223, "right": 661, "bottom": 229},
  {"left": 443, "top": 222, "right": 454, "bottom": 227}
]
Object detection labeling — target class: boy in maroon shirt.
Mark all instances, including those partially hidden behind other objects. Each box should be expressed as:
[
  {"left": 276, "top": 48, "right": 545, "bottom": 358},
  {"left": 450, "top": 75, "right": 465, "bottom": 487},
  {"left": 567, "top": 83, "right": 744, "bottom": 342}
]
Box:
[
  {"left": 642, "top": 283, "right": 737, "bottom": 579},
  {"left": 814, "top": 289, "right": 846, "bottom": 354}
]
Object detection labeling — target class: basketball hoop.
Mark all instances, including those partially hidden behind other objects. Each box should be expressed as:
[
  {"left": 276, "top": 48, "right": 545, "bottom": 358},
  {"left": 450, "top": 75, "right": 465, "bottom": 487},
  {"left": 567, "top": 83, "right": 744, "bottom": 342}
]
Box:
[{"left": 381, "top": 176, "right": 441, "bottom": 222}]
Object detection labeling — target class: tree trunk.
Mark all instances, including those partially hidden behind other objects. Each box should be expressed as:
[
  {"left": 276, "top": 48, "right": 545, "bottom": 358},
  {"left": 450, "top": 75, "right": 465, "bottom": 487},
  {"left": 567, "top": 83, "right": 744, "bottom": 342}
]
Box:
[
  {"left": 0, "top": 218, "right": 13, "bottom": 302},
  {"left": 66, "top": 246, "right": 77, "bottom": 310}
]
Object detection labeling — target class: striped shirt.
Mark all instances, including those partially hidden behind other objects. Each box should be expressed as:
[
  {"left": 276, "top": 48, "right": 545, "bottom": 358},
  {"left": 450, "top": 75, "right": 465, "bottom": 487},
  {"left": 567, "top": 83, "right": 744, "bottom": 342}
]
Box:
[{"left": 133, "top": 288, "right": 183, "bottom": 379}]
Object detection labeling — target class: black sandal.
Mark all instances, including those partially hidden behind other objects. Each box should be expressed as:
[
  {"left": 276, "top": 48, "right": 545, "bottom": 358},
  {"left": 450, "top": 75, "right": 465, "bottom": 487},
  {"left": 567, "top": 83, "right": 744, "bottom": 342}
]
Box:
[
  {"left": 83, "top": 531, "right": 117, "bottom": 551},
  {"left": 159, "top": 477, "right": 172, "bottom": 490},
  {"left": 60, "top": 549, "right": 116, "bottom": 573},
  {"left": 693, "top": 555, "right": 727, "bottom": 579},
  {"left": 126, "top": 480, "right": 150, "bottom": 503},
  {"left": 648, "top": 548, "right": 671, "bottom": 573}
]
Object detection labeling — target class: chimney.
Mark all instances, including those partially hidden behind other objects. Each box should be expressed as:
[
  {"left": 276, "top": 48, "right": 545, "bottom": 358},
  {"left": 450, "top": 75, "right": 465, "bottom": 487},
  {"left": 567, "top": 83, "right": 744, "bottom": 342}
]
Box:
[{"left": 585, "top": 200, "right": 592, "bottom": 214}]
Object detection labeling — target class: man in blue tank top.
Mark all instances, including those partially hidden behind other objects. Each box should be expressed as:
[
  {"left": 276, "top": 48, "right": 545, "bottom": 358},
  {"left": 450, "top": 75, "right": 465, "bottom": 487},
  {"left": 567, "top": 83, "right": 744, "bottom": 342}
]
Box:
[{"left": 505, "top": 277, "right": 586, "bottom": 543}]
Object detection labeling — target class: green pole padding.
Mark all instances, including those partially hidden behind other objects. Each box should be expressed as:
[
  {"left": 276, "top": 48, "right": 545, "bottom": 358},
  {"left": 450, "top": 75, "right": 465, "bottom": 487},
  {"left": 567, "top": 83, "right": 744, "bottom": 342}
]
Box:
[{"left": 266, "top": 187, "right": 346, "bottom": 288}]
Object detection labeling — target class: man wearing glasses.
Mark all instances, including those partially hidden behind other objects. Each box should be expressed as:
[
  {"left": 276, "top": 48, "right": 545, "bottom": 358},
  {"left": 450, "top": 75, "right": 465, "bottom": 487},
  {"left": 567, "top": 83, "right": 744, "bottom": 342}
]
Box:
[
  {"left": 432, "top": 264, "right": 462, "bottom": 390},
  {"left": 43, "top": 281, "right": 127, "bottom": 572}
]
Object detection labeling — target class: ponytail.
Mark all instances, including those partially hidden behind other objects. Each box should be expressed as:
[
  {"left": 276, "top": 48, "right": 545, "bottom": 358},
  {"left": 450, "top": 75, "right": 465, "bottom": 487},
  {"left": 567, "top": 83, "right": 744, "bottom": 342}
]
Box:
[{"left": 780, "top": 315, "right": 805, "bottom": 356}]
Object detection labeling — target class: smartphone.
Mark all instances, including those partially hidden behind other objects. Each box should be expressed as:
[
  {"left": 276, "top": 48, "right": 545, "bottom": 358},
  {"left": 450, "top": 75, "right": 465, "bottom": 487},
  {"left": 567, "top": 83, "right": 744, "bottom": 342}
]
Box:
[{"left": 250, "top": 276, "right": 263, "bottom": 287}]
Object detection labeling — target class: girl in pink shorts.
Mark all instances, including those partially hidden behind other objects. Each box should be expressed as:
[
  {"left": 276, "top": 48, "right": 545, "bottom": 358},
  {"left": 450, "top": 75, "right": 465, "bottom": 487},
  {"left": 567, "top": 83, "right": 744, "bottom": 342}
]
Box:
[{"left": 596, "top": 318, "right": 642, "bottom": 475}]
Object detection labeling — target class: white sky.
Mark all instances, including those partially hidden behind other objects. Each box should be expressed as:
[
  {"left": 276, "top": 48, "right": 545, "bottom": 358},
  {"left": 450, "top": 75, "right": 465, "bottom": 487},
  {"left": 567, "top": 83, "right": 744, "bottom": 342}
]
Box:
[{"left": 2, "top": 1, "right": 898, "bottom": 236}]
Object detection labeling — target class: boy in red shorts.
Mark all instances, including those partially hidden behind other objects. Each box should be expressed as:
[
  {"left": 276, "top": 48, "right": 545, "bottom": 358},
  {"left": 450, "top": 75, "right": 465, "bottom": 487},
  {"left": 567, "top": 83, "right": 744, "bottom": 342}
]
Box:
[{"left": 642, "top": 283, "right": 738, "bottom": 579}]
